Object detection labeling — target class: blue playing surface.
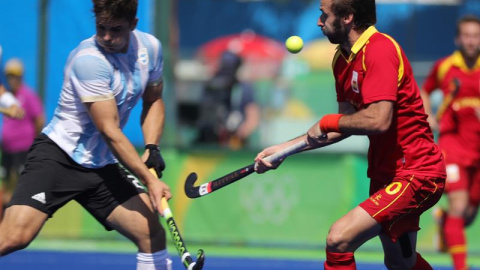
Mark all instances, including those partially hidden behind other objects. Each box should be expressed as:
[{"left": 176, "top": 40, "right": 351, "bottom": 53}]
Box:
[{"left": 0, "top": 250, "right": 461, "bottom": 270}]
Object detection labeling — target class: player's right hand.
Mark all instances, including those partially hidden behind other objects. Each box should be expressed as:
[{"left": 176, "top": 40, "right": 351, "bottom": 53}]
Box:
[
  {"left": 306, "top": 120, "right": 328, "bottom": 146},
  {"left": 254, "top": 145, "right": 284, "bottom": 174},
  {"left": 145, "top": 175, "right": 172, "bottom": 215}
]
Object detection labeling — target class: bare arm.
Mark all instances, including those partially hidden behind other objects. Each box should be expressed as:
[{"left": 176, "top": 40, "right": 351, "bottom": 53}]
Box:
[
  {"left": 304, "top": 101, "right": 358, "bottom": 149},
  {"left": 255, "top": 102, "right": 357, "bottom": 173},
  {"left": 85, "top": 99, "right": 170, "bottom": 211},
  {"left": 141, "top": 82, "right": 165, "bottom": 146},
  {"left": 255, "top": 101, "right": 393, "bottom": 173},
  {"left": 337, "top": 100, "right": 394, "bottom": 135}
]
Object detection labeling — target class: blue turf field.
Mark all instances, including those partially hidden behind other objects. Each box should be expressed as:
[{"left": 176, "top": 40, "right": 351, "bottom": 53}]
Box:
[{"left": 0, "top": 250, "right": 464, "bottom": 270}]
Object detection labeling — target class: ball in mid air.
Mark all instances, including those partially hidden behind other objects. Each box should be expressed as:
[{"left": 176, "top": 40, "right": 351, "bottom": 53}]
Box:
[{"left": 285, "top": 36, "right": 303, "bottom": 54}]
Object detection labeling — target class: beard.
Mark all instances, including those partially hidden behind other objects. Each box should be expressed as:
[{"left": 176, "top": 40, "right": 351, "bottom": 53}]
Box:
[
  {"left": 324, "top": 17, "right": 348, "bottom": 44},
  {"left": 460, "top": 44, "right": 480, "bottom": 59}
]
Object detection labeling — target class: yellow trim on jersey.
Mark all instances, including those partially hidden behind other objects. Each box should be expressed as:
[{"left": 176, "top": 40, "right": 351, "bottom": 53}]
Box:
[
  {"left": 80, "top": 93, "right": 115, "bottom": 103},
  {"left": 451, "top": 50, "right": 480, "bottom": 71},
  {"left": 333, "top": 26, "right": 377, "bottom": 67},
  {"left": 372, "top": 181, "right": 411, "bottom": 218},
  {"left": 332, "top": 48, "right": 343, "bottom": 70},
  {"left": 333, "top": 26, "right": 405, "bottom": 86},
  {"left": 380, "top": 34, "right": 404, "bottom": 86},
  {"left": 350, "top": 26, "right": 378, "bottom": 57},
  {"left": 387, "top": 176, "right": 439, "bottom": 231},
  {"left": 437, "top": 50, "right": 480, "bottom": 82},
  {"left": 438, "top": 50, "right": 480, "bottom": 82},
  {"left": 449, "top": 245, "right": 467, "bottom": 254},
  {"left": 452, "top": 97, "right": 480, "bottom": 110},
  {"left": 362, "top": 43, "right": 368, "bottom": 71},
  {"left": 437, "top": 57, "right": 454, "bottom": 83}
]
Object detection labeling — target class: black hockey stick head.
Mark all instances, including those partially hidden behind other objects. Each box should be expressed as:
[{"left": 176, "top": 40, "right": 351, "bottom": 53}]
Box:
[
  {"left": 184, "top": 172, "right": 200, "bottom": 198},
  {"left": 193, "top": 249, "right": 205, "bottom": 270}
]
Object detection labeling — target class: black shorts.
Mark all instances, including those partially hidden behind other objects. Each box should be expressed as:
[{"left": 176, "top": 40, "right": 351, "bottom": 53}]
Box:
[{"left": 7, "top": 134, "right": 147, "bottom": 230}]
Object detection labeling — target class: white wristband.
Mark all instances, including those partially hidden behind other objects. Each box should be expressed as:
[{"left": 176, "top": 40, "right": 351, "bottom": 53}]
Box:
[{"left": 0, "top": 92, "right": 19, "bottom": 109}]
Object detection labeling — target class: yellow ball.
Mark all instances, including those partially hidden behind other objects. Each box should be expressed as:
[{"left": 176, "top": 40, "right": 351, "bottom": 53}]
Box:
[{"left": 285, "top": 36, "right": 303, "bottom": 54}]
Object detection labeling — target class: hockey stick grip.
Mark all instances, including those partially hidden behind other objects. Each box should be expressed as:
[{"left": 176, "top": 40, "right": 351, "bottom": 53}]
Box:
[{"left": 261, "top": 139, "right": 307, "bottom": 164}]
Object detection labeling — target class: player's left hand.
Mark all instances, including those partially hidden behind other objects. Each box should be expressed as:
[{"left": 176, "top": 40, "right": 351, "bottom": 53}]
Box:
[
  {"left": 143, "top": 144, "right": 166, "bottom": 178},
  {"left": 254, "top": 144, "right": 285, "bottom": 173}
]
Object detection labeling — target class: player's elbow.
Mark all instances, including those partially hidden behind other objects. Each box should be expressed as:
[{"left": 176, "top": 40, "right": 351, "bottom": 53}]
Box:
[
  {"left": 371, "top": 117, "right": 391, "bottom": 133},
  {"left": 364, "top": 101, "right": 393, "bottom": 134},
  {"left": 97, "top": 124, "right": 121, "bottom": 142}
]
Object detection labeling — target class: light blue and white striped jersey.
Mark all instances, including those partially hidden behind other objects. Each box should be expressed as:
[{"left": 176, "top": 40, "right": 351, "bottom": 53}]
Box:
[{"left": 43, "top": 30, "right": 163, "bottom": 168}]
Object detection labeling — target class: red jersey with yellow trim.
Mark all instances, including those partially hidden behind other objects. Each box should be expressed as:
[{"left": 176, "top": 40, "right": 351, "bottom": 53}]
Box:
[
  {"left": 332, "top": 26, "right": 446, "bottom": 181},
  {"left": 422, "top": 51, "right": 480, "bottom": 166}
]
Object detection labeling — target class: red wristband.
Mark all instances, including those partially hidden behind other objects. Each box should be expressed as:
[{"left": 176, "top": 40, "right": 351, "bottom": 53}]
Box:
[{"left": 319, "top": 114, "right": 343, "bottom": 133}]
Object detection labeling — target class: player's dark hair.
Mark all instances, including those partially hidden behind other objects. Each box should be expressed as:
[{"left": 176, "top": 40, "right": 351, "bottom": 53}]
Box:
[
  {"left": 456, "top": 14, "right": 480, "bottom": 36},
  {"left": 332, "top": 0, "right": 376, "bottom": 30},
  {"left": 92, "top": 0, "right": 138, "bottom": 23}
]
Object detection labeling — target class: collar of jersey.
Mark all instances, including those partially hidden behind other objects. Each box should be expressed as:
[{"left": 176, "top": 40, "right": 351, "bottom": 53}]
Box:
[
  {"left": 338, "top": 26, "right": 378, "bottom": 63},
  {"left": 451, "top": 50, "right": 480, "bottom": 71}
]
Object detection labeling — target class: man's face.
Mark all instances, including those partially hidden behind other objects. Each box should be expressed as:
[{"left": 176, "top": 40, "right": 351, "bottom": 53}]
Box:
[
  {"left": 456, "top": 21, "right": 480, "bottom": 58},
  {"left": 6, "top": 75, "right": 22, "bottom": 93},
  {"left": 318, "top": 0, "right": 347, "bottom": 44},
  {"left": 95, "top": 16, "right": 137, "bottom": 53}
]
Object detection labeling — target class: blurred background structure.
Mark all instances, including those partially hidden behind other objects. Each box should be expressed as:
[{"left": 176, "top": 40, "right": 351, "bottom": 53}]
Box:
[{"left": 1, "top": 0, "right": 480, "bottom": 269}]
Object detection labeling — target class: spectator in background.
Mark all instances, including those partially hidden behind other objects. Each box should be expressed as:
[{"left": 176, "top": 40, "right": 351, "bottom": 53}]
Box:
[
  {"left": 196, "top": 51, "right": 260, "bottom": 149},
  {"left": 420, "top": 15, "right": 480, "bottom": 270},
  {"left": 1, "top": 58, "right": 44, "bottom": 216},
  {"left": 0, "top": 46, "right": 24, "bottom": 119}
]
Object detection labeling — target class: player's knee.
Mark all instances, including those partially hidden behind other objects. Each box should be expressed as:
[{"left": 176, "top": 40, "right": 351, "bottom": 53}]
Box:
[
  {"left": 325, "top": 227, "right": 350, "bottom": 252},
  {"left": 135, "top": 222, "right": 167, "bottom": 253}
]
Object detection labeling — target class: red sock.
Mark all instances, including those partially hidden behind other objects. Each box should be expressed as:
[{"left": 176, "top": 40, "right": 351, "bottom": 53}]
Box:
[
  {"left": 411, "top": 252, "right": 432, "bottom": 270},
  {"left": 324, "top": 251, "right": 356, "bottom": 270},
  {"left": 444, "top": 215, "right": 467, "bottom": 270}
]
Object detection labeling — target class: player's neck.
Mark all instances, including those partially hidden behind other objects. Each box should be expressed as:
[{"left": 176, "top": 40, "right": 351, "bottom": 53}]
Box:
[
  {"left": 461, "top": 52, "right": 479, "bottom": 69},
  {"left": 341, "top": 28, "right": 363, "bottom": 55}
]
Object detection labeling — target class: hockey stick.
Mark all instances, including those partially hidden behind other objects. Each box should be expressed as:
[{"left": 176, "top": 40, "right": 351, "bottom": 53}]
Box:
[
  {"left": 150, "top": 169, "right": 205, "bottom": 270},
  {"left": 184, "top": 139, "right": 308, "bottom": 198}
]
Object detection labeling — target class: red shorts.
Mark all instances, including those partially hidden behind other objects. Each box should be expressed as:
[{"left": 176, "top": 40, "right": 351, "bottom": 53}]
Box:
[
  {"left": 359, "top": 175, "right": 445, "bottom": 242},
  {"left": 445, "top": 162, "right": 480, "bottom": 206}
]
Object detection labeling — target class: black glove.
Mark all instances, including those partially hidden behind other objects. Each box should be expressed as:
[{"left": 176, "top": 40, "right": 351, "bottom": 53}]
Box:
[{"left": 145, "top": 144, "right": 166, "bottom": 178}]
